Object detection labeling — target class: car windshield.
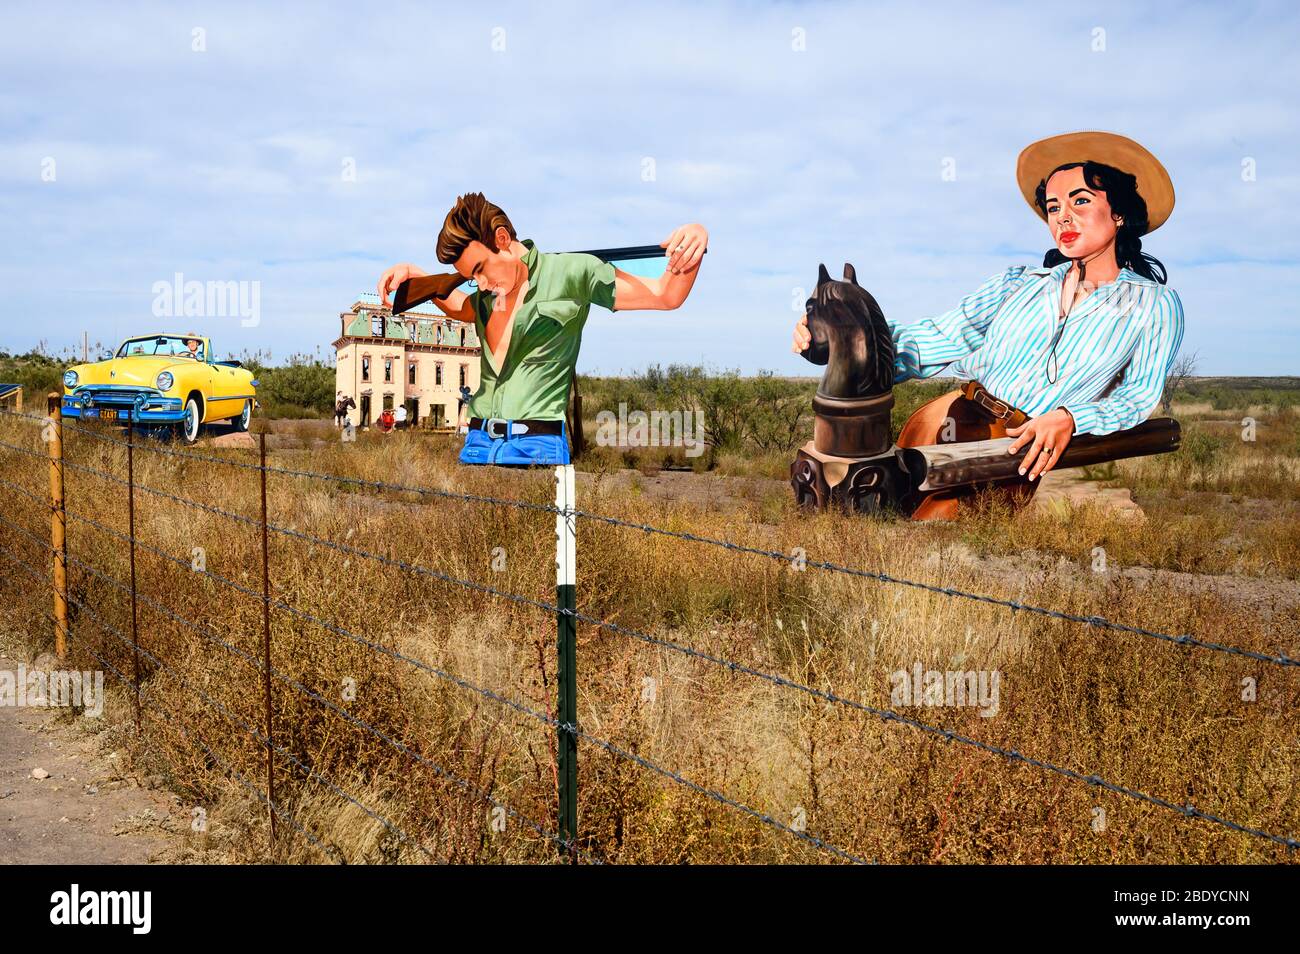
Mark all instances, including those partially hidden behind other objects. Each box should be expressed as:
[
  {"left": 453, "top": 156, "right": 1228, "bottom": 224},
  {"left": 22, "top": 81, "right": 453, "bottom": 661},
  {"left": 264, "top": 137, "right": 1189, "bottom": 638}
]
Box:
[{"left": 117, "top": 336, "right": 205, "bottom": 360}]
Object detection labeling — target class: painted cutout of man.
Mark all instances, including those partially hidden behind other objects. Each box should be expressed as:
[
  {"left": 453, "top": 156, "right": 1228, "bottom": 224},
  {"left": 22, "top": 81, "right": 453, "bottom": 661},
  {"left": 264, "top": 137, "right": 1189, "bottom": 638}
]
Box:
[{"left": 378, "top": 193, "right": 707, "bottom": 466}]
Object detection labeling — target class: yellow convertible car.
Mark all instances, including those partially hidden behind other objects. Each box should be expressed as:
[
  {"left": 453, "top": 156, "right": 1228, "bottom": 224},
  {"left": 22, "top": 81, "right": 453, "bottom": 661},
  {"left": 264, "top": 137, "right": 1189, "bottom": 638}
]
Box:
[{"left": 61, "top": 333, "right": 259, "bottom": 443}]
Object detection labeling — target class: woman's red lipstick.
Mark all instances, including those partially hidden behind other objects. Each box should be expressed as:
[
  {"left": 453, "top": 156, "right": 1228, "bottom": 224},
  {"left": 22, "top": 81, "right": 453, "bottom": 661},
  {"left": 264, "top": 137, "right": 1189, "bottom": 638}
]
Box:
[{"left": 1059, "top": 230, "right": 1080, "bottom": 244}]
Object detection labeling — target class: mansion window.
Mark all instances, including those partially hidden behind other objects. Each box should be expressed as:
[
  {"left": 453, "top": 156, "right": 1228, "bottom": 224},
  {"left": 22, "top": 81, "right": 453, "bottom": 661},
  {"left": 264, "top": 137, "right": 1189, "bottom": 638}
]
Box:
[
  {"left": 459, "top": 363, "right": 468, "bottom": 388},
  {"left": 361, "top": 355, "right": 371, "bottom": 382},
  {"left": 408, "top": 361, "right": 417, "bottom": 385},
  {"left": 435, "top": 362, "right": 444, "bottom": 386},
  {"left": 384, "top": 357, "right": 393, "bottom": 383}
]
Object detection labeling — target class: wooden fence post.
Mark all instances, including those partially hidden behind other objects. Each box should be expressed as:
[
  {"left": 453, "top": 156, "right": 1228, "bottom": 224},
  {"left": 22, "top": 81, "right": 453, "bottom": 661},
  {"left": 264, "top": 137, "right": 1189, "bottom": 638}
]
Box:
[{"left": 46, "top": 393, "right": 68, "bottom": 658}]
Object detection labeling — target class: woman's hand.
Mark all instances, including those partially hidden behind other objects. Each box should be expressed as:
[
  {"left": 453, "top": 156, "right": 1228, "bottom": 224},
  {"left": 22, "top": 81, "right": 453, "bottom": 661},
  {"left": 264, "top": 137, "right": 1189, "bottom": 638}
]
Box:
[
  {"left": 377, "top": 262, "right": 428, "bottom": 308},
  {"left": 1005, "top": 408, "right": 1076, "bottom": 480},
  {"left": 662, "top": 223, "right": 707, "bottom": 274},
  {"left": 792, "top": 312, "right": 810, "bottom": 353}
]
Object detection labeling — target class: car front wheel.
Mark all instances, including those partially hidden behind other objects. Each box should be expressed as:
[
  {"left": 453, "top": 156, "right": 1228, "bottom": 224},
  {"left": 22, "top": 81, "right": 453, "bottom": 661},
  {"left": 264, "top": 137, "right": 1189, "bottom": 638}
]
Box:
[
  {"left": 179, "top": 397, "right": 202, "bottom": 444},
  {"left": 234, "top": 399, "right": 252, "bottom": 432}
]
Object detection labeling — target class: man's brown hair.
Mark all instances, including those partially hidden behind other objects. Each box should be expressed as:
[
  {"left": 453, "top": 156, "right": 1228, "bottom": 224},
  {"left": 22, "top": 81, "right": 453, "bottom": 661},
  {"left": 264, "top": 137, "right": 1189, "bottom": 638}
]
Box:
[{"left": 436, "top": 193, "right": 517, "bottom": 264}]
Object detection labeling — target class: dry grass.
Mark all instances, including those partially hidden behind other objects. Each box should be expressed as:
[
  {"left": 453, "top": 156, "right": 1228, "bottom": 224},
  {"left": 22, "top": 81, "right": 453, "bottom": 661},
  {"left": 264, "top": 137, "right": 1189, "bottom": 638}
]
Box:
[{"left": 0, "top": 406, "right": 1296, "bottom": 865}]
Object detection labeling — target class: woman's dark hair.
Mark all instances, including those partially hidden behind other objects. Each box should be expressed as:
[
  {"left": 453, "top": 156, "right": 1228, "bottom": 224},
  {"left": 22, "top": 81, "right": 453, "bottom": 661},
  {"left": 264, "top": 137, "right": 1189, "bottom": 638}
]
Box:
[{"left": 1035, "top": 160, "right": 1167, "bottom": 284}]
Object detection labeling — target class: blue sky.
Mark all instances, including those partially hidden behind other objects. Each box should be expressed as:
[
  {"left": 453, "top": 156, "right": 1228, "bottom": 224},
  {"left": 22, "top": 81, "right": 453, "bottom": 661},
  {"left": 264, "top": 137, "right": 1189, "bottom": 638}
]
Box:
[{"left": 1, "top": 0, "right": 1296, "bottom": 374}]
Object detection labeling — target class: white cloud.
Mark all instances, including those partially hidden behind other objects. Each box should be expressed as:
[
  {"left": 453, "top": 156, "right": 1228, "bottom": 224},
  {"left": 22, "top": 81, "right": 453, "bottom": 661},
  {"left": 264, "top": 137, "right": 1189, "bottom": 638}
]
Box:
[{"left": 0, "top": 0, "right": 1295, "bottom": 374}]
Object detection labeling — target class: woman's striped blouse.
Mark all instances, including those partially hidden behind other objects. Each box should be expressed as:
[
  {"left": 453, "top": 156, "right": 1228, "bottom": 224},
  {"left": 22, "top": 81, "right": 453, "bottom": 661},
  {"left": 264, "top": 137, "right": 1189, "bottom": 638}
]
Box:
[{"left": 888, "top": 262, "right": 1184, "bottom": 435}]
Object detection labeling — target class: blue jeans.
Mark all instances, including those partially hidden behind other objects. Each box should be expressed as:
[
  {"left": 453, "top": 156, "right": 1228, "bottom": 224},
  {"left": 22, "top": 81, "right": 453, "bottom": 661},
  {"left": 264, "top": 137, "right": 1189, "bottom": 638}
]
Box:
[{"left": 459, "top": 419, "right": 571, "bottom": 466}]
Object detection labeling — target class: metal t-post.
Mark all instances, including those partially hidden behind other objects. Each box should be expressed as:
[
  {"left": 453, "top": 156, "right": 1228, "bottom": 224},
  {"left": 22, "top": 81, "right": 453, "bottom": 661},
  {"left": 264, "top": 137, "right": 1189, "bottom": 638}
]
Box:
[{"left": 554, "top": 464, "right": 577, "bottom": 859}]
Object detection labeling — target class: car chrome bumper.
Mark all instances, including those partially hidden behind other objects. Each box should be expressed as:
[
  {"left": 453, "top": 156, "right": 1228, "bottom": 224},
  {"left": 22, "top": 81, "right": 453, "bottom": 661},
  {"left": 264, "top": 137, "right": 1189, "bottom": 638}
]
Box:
[{"left": 62, "top": 391, "right": 185, "bottom": 424}]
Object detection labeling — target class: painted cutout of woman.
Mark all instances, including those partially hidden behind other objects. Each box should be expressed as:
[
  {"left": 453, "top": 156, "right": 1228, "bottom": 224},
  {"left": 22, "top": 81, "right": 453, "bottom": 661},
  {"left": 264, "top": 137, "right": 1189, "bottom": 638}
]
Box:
[{"left": 793, "top": 131, "right": 1184, "bottom": 519}]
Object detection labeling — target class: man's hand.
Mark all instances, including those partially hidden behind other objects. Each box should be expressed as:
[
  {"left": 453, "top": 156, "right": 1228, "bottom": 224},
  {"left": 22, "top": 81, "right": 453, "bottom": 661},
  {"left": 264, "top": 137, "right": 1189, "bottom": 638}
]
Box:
[
  {"left": 792, "top": 313, "right": 810, "bottom": 353},
  {"left": 662, "top": 223, "right": 707, "bottom": 274},
  {"left": 377, "top": 262, "right": 428, "bottom": 308},
  {"left": 615, "top": 224, "right": 708, "bottom": 310},
  {"left": 1006, "top": 408, "right": 1076, "bottom": 480}
]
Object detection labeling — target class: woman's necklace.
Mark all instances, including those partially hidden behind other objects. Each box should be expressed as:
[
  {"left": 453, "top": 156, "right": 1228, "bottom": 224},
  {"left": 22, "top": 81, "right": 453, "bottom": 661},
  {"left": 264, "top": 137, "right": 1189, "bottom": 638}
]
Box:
[
  {"left": 1046, "top": 246, "right": 1117, "bottom": 384},
  {"left": 1045, "top": 259, "right": 1085, "bottom": 385}
]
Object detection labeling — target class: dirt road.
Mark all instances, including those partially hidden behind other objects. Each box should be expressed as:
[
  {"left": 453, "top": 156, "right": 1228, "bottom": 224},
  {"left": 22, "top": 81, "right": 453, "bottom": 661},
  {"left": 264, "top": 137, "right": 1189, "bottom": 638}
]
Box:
[{"left": 0, "top": 654, "right": 178, "bottom": 864}]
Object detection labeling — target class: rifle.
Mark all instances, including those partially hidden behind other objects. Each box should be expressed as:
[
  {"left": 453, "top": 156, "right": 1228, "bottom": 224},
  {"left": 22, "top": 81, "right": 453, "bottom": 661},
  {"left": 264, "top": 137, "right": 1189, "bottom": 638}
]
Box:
[{"left": 391, "top": 244, "right": 700, "bottom": 316}]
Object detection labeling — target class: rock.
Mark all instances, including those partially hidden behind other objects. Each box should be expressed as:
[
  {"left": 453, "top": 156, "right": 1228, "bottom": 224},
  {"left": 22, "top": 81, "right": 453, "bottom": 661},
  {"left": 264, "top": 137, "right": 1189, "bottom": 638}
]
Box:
[
  {"left": 31, "top": 768, "right": 50, "bottom": 780},
  {"left": 1028, "top": 469, "right": 1145, "bottom": 522},
  {"left": 209, "top": 432, "right": 257, "bottom": 450}
]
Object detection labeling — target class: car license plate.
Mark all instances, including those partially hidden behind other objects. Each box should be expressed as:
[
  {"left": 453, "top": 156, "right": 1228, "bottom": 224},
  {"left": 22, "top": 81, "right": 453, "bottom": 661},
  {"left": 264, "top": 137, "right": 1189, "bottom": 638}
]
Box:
[{"left": 99, "top": 409, "right": 118, "bottom": 421}]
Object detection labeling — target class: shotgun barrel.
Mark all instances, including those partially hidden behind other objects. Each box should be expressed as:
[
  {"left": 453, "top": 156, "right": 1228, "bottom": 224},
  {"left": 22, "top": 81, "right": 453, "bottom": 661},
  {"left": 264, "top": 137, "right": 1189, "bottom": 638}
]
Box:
[{"left": 572, "top": 244, "right": 667, "bottom": 261}]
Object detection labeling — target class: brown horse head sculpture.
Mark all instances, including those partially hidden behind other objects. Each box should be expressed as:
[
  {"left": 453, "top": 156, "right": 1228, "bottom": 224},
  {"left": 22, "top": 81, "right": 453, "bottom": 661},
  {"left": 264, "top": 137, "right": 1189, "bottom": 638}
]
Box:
[{"left": 803, "top": 263, "right": 896, "bottom": 401}]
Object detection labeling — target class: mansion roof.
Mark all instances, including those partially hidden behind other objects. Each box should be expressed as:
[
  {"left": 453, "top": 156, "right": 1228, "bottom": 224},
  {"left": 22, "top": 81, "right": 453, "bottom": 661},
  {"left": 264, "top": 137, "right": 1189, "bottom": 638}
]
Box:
[{"left": 336, "top": 292, "right": 479, "bottom": 352}]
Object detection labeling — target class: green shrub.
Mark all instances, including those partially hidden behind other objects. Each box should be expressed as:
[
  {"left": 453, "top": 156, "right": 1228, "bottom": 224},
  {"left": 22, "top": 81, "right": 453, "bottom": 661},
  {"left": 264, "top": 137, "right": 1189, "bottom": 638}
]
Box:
[
  {"left": 1179, "top": 429, "right": 1224, "bottom": 471},
  {"left": 0, "top": 352, "right": 63, "bottom": 400},
  {"left": 240, "top": 353, "right": 334, "bottom": 417}
]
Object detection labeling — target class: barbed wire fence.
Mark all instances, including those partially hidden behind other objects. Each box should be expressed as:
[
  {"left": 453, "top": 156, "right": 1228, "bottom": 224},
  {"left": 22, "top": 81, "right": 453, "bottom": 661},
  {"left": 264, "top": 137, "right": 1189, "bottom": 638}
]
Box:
[{"left": 0, "top": 397, "right": 1295, "bottom": 864}]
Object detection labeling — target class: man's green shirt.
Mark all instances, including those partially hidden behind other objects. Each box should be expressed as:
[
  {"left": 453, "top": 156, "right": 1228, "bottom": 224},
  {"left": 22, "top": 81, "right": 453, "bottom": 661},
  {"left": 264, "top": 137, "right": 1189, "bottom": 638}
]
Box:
[{"left": 467, "top": 239, "right": 616, "bottom": 422}]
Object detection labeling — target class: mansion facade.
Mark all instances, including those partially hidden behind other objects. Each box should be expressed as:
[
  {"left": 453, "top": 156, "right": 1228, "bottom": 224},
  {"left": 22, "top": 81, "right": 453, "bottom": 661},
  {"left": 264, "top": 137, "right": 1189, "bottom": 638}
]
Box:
[{"left": 333, "top": 293, "right": 480, "bottom": 429}]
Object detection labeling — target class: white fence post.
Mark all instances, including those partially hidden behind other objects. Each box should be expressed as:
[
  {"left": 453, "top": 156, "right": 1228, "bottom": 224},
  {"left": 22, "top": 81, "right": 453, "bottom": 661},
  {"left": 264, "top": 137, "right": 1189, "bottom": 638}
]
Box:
[{"left": 554, "top": 464, "right": 577, "bottom": 857}]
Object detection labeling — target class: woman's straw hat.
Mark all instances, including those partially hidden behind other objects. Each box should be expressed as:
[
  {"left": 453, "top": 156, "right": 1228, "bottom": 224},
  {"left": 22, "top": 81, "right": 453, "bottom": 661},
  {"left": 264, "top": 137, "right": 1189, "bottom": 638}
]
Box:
[{"left": 1016, "top": 131, "right": 1174, "bottom": 234}]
